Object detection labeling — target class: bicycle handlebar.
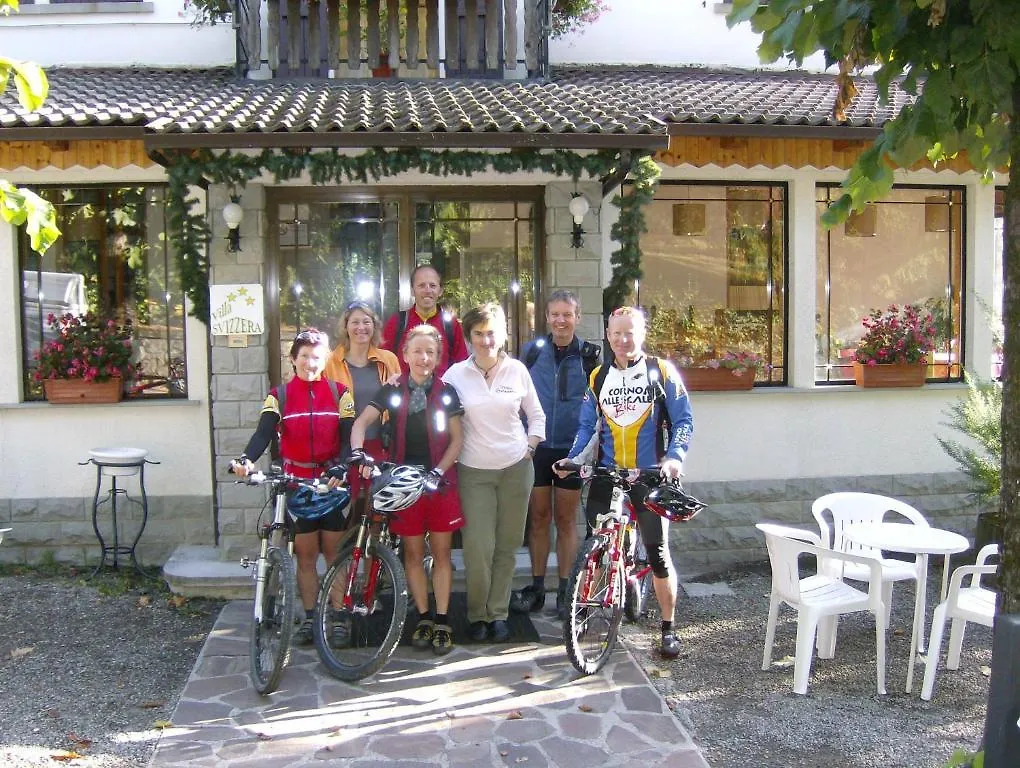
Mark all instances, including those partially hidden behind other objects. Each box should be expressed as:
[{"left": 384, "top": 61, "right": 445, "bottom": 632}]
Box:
[
  {"left": 228, "top": 463, "right": 342, "bottom": 495},
  {"left": 557, "top": 462, "right": 666, "bottom": 486}
]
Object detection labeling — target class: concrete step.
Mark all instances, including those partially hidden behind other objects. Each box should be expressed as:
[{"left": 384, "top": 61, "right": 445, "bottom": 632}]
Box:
[{"left": 163, "top": 543, "right": 566, "bottom": 600}]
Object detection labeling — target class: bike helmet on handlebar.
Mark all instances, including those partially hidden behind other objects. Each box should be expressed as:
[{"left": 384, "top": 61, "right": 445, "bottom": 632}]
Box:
[
  {"left": 372, "top": 465, "right": 427, "bottom": 512},
  {"left": 644, "top": 483, "right": 707, "bottom": 523},
  {"left": 287, "top": 485, "right": 351, "bottom": 521}
]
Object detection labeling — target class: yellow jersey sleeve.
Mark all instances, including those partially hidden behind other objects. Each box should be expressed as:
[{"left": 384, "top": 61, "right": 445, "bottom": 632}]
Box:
[{"left": 339, "top": 390, "right": 356, "bottom": 420}]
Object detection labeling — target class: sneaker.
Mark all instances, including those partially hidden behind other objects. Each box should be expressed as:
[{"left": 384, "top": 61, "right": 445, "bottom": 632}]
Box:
[
  {"left": 556, "top": 588, "right": 568, "bottom": 622},
  {"left": 296, "top": 616, "right": 314, "bottom": 646},
  {"left": 661, "top": 631, "right": 681, "bottom": 659},
  {"left": 509, "top": 584, "right": 545, "bottom": 613},
  {"left": 411, "top": 618, "right": 435, "bottom": 650},
  {"left": 468, "top": 621, "right": 489, "bottom": 642},
  {"left": 489, "top": 619, "right": 511, "bottom": 643},
  {"left": 431, "top": 624, "right": 454, "bottom": 656}
]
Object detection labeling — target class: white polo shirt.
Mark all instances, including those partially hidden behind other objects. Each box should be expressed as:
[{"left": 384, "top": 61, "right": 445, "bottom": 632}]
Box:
[{"left": 443, "top": 355, "right": 546, "bottom": 470}]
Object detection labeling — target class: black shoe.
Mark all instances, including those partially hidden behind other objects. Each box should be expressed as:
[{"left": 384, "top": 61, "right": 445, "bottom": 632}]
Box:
[
  {"left": 509, "top": 584, "right": 545, "bottom": 613},
  {"left": 556, "top": 589, "right": 568, "bottom": 622},
  {"left": 489, "top": 619, "right": 511, "bottom": 643},
  {"left": 661, "top": 631, "right": 681, "bottom": 659},
  {"left": 296, "top": 616, "right": 314, "bottom": 646},
  {"left": 468, "top": 621, "right": 489, "bottom": 642}
]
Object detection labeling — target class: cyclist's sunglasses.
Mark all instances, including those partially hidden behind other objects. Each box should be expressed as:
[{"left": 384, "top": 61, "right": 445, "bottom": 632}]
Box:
[{"left": 294, "top": 329, "right": 328, "bottom": 345}]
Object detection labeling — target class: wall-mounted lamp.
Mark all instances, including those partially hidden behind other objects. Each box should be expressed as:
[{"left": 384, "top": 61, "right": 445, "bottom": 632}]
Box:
[
  {"left": 568, "top": 193, "right": 589, "bottom": 249},
  {"left": 222, "top": 196, "right": 244, "bottom": 252}
]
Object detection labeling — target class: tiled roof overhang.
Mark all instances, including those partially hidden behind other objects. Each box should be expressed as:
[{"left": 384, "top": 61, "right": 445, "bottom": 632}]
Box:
[{"left": 0, "top": 66, "right": 914, "bottom": 150}]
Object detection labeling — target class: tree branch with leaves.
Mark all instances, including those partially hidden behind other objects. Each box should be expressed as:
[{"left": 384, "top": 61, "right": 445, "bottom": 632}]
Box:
[{"left": 0, "top": 0, "right": 59, "bottom": 254}]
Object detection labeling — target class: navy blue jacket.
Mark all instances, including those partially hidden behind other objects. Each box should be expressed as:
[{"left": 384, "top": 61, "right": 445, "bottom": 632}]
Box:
[{"left": 521, "top": 335, "right": 593, "bottom": 451}]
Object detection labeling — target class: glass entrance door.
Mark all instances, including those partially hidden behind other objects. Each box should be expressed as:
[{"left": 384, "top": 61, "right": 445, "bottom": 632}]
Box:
[{"left": 273, "top": 199, "right": 400, "bottom": 383}]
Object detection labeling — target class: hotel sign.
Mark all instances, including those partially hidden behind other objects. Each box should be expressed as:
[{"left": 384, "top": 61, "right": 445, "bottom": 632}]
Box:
[{"left": 210, "top": 284, "right": 265, "bottom": 336}]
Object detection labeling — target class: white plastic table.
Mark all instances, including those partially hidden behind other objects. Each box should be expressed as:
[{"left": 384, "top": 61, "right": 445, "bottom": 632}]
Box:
[{"left": 844, "top": 522, "right": 969, "bottom": 693}]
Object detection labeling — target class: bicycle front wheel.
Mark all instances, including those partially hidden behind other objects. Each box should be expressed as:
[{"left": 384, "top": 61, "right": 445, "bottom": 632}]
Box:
[
  {"left": 314, "top": 541, "right": 408, "bottom": 681},
  {"left": 564, "top": 535, "right": 624, "bottom": 675},
  {"left": 624, "top": 527, "right": 653, "bottom": 623},
  {"left": 249, "top": 546, "right": 296, "bottom": 695}
]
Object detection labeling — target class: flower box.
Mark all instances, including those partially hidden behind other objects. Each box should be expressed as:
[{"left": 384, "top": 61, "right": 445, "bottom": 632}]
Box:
[
  {"left": 43, "top": 377, "right": 124, "bottom": 404},
  {"left": 680, "top": 367, "right": 755, "bottom": 392},
  {"left": 852, "top": 361, "right": 927, "bottom": 388}
]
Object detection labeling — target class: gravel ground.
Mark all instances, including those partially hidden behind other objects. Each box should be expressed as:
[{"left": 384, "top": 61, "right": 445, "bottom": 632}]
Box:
[
  {"left": 0, "top": 569, "right": 223, "bottom": 767},
  {"left": 0, "top": 561, "right": 991, "bottom": 768},
  {"left": 620, "top": 560, "right": 992, "bottom": 768}
]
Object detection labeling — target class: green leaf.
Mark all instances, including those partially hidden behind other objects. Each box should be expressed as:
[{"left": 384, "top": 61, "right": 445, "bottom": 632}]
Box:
[{"left": 0, "top": 57, "right": 48, "bottom": 111}]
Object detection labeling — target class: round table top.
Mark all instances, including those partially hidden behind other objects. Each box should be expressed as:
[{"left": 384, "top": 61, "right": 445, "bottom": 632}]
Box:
[
  {"left": 844, "top": 522, "right": 970, "bottom": 555},
  {"left": 89, "top": 447, "right": 148, "bottom": 465}
]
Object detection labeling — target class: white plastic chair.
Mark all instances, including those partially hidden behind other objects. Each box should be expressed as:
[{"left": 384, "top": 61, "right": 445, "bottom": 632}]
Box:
[
  {"left": 921, "top": 544, "right": 999, "bottom": 701},
  {"left": 756, "top": 523, "right": 887, "bottom": 695},
  {"left": 812, "top": 492, "right": 930, "bottom": 643}
]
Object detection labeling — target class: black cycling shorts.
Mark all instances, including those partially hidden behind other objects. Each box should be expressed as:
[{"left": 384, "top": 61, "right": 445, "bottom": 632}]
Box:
[
  {"left": 532, "top": 446, "right": 582, "bottom": 491},
  {"left": 584, "top": 475, "right": 673, "bottom": 580},
  {"left": 290, "top": 504, "right": 347, "bottom": 535}
]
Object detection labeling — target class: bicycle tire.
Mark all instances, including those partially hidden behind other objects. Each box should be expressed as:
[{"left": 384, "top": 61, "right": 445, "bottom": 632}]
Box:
[
  {"left": 624, "top": 527, "right": 653, "bottom": 623},
  {"left": 564, "top": 535, "right": 624, "bottom": 675},
  {"left": 249, "top": 546, "right": 296, "bottom": 695},
  {"left": 314, "top": 541, "right": 408, "bottom": 681}
]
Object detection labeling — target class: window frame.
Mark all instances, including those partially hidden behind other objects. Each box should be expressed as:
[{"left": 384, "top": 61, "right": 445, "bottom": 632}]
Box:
[
  {"left": 815, "top": 182, "right": 967, "bottom": 385},
  {"left": 630, "top": 179, "right": 790, "bottom": 387},
  {"left": 17, "top": 181, "right": 188, "bottom": 402}
]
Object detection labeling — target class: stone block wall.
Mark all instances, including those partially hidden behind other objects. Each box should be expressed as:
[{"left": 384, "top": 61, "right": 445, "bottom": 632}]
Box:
[
  {"left": 0, "top": 494, "right": 213, "bottom": 567},
  {"left": 671, "top": 471, "right": 984, "bottom": 574},
  {"left": 207, "top": 183, "right": 277, "bottom": 564}
]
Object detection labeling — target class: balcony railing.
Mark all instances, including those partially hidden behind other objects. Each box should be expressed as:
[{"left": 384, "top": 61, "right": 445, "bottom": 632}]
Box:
[{"left": 234, "top": 0, "right": 550, "bottom": 80}]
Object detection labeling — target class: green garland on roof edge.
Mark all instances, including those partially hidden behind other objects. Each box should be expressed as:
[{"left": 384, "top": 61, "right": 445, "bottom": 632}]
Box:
[{"left": 165, "top": 146, "right": 660, "bottom": 323}]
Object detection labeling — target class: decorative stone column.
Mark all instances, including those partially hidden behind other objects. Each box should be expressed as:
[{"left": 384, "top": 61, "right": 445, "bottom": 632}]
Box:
[{"left": 207, "top": 183, "right": 273, "bottom": 562}]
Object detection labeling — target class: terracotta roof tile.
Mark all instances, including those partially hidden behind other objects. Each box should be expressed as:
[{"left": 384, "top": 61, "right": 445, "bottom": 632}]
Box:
[{"left": 0, "top": 66, "right": 917, "bottom": 136}]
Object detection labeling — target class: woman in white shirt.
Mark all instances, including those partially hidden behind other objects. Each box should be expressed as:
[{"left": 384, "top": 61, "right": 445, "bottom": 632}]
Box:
[{"left": 443, "top": 303, "right": 546, "bottom": 643}]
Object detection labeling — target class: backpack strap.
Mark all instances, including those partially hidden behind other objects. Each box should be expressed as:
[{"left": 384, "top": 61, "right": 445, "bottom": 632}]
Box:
[
  {"left": 398, "top": 307, "right": 456, "bottom": 361},
  {"left": 395, "top": 309, "right": 410, "bottom": 350},
  {"left": 442, "top": 311, "right": 455, "bottom": 357},
  {"left": 645, "top": 356, "right": 671, "bottom": 460},
  {"left": 580, "top": 340, "right": 601, "bottom": 379}
]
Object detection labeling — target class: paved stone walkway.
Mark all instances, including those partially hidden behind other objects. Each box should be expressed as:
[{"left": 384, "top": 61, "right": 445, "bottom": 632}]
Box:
[{"left": 150, "top": 601, "right": 710, "bottom": 767}]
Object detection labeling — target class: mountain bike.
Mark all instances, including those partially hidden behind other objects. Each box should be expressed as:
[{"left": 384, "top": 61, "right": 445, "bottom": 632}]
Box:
[
  {"left": 559, "top": 462, "right": 706, "bottom": 675},
  {"left": 313, "top": 460, "right": 442, "bottom": 682},
  {"left": 232, "top": 465, "right": 345, "bottom": 695}
]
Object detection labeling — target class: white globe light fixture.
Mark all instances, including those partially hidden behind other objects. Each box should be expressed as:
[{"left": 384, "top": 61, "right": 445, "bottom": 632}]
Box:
[
  {"left": 568, "top": 193, "right": 589, "bottom": 249},
  {"left": 222, "top": 197, "right": 244, "bottom": 252}
]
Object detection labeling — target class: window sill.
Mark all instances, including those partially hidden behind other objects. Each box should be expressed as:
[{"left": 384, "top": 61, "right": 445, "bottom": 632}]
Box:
[
  {"left": 1, "top": 397, "right": 200, "bottom": 409},
  {"left": 12, "top": 2, "right": 154, "bottom": 16}
]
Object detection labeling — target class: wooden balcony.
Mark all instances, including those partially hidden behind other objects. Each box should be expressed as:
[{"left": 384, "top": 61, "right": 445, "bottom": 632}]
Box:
[{"left": 234, "top": 0, "right": 550, "bottom": 80}]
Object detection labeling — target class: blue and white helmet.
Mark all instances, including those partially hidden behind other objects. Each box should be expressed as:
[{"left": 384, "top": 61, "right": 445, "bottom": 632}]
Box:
[{"left": 287, "top": 485, "right": 350, "bottom": 520}]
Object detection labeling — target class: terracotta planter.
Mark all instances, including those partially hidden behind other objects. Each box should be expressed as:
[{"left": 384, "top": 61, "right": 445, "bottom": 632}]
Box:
[
  {"left": 852, "top": 361, "right": 927, "bottom": 388},
  {"left": 43, "top": 377, "right": 123, "bottom": 404},
  {"left": 680, "top": 367, "right": 755, "bottom": 392}
]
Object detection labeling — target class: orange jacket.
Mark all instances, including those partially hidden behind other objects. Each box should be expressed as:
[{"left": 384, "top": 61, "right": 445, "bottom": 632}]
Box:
[{"left": 323, "top": 345, "right": 400, "bottom": 399}]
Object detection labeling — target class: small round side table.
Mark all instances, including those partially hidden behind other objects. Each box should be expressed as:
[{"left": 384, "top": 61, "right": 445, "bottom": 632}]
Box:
[{"left": 80, "top": 447, "right": 159, "bottom": 577}]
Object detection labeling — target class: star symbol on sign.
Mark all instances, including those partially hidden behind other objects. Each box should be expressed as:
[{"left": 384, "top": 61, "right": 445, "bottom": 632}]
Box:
[
  {"left": 246, "top": 297, "right": 255, "bottom": 306},
  {"left": 227, "top": 292, "right": 237, "bottom": 302},
  {"left": 237, "top": 287, "right": 249, "bottom": 296}
]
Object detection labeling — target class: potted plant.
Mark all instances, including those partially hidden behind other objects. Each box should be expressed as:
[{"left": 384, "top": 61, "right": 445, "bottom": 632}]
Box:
[
  {"left": 676, "top": 351, "right": 763, "bottom": 391},
  {"left": 33, "top": 312, "right": 137, "bottom": 404},
  {"left": 852, "top": 303, "right": 936, "bottom": 387},
  {"left": 938, "top": 374, "right": 1003, "bottom": 551}
]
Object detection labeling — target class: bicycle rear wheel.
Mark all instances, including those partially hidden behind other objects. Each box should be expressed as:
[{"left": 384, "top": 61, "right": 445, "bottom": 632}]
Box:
[
  {"left": 249, "top": 546, "right": 296, "bottom": 695},
  {"left": 564, "top": 535, "right": 624, "bottom": 675},
  {"left": 314, "top": 541, "right": 408, "bottom": 681}
]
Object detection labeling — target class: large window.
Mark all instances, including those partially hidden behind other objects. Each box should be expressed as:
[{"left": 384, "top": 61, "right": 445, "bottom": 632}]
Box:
[
  {"left": 19, "top": 184, "right": 187, "bottom": 399},
  {"left": 636, "top": 182, "right": 787, "bottom": 384},
  {"left": 816, "top": 185, "right": 964, "bottom": 383},
  {"left": 270, "top": 191, "right": 539, "bottom": 383}
]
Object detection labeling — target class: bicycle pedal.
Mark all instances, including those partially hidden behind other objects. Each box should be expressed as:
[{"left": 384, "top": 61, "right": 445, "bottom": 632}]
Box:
[{"left": 239, "top": 557, "right": 253, "bottom": 569}]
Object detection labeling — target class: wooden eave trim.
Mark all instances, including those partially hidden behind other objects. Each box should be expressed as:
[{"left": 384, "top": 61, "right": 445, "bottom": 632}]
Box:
[
  {"left": 0, "top": 126, "right": 147, "bottom": 141},
  {"left": 666, "top": 122, "right": 882, "bottom": 141},
  {"left": 142, "top": 130, "right": 669, "bottom": 152}
]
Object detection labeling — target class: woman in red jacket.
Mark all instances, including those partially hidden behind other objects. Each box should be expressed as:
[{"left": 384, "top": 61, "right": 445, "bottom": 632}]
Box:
[
  {"left": 232, "top": 328, "right": 355, "bottom": 644},
  {"left": 349, "top": 325, "right": 464, "bottom": 655}
]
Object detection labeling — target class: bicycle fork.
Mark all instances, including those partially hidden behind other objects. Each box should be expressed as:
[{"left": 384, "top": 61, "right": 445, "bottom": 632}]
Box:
[
  {"left": 584, "top": 487, "right": 628, "bottom": 607},
  {"left": 340, "top": 526, "right": 384, "bottom": 615}
]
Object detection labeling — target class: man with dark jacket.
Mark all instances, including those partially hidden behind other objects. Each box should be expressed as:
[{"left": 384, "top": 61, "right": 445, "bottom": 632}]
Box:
[{"left": 511, "top": 290, "right": 600, "bottom": 620}]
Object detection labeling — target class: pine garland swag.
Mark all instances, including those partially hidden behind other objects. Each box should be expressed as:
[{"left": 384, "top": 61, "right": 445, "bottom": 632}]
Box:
[{"left": 165, "top": 146, "right": 660, "bottom": 323}]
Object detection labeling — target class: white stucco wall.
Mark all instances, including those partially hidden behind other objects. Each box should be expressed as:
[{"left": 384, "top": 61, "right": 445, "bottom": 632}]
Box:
[
  {"left": 0, "top": 165, "right": 213, "bottom": 501},
  {"left": 550, "top": 0, "right": 830, "bottom": 72},
  {"left": 1, "top": 0, "right": 235, "bottom": 68}
]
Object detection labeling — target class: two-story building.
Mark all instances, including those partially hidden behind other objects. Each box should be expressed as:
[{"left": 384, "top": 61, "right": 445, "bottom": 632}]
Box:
[{"left": 0, "top": 0, "right": 1003, "bottom": 587}]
